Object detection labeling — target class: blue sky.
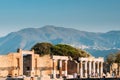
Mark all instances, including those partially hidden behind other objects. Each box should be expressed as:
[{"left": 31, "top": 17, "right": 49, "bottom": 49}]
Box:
[{"left": 0, "top": 0, "right": 120, "bottom": 36}]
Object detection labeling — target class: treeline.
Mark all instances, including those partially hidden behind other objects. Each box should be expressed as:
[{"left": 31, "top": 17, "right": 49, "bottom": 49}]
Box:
[
  {"left": 106, "top": 51, "right": 120, "bottom": 64},
  {"left": 31, "top": 42, "right": 90, "bottom": 60}
]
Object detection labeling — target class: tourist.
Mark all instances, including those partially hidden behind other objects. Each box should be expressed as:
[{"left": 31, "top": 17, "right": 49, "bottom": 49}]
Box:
[
  {"left": 77, "top": 74, "right": 80, "bottom": 78},
  {"left": 6, "top": 75, "right": 12, "bottom": 80},
  {"left": 73, "top": 73, "right": 77, "bottom": 78},
  {"left": 112, "top": 72, "right": 115, "bottom": 78},
  {"left": 30, "top": 77, "right": 34, "bottom": 80},
  {"left": 14, "top": 74, "right": 18, "bottom": 80},
  {"left": 100, "top": 76, "right": 106, "bottom": 80},
  {"left": 91, "top": 72, "right": 94, "bottom": 77}
]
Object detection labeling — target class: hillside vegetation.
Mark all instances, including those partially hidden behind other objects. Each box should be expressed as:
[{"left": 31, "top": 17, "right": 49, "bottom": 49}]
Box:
[
  {"left": 106, "top": 51, "right": 120, "bottom": 64},
  {"left": 31, "top": 42, "right": 90, "bottom": 60}
]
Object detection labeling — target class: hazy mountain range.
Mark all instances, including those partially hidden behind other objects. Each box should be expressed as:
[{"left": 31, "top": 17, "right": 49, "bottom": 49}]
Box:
[{"left": 0, "top": 25, "right": 120, "bottom": 58}]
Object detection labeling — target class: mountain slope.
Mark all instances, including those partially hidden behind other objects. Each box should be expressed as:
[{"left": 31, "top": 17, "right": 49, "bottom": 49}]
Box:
[{"left": 0, "top": 25, "right": 120, "bottom": 57}]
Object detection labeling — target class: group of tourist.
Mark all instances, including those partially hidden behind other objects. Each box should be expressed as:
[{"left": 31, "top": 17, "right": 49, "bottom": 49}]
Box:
[{"left": 73, "top": 72, "right": 101, "bottom": 79}]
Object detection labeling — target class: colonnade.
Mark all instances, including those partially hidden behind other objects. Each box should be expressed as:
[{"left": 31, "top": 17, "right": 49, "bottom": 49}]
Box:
[
  {"left": 52, "top": 56, "right": 68, "bottom": 79},
  {"left": 79, "top": 57, "right": 104, "bottom": 78},
  {"left": 52, "top": 56, "right": 104, "bottom": 79}
]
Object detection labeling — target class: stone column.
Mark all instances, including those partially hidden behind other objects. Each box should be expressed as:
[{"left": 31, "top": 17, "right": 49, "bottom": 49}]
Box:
[
  {"left": 100, "top": 62, "right": 103, "bottom": 77},
  {"left": 79, "top": 61, "right": 83, "bottom": 78},
  {"left": 89, "top": 61, "right": 91, "bottom": 77},
  {"left": 19, "top": 49, "right": 23, "bottom": 75},
  {"left": 77, "top": 63, "right": 79, "bottom": 74},
  {"left": 110, "top": 65, "right": 112, "bottom": 76},
  {"left": 97, "top": 61, "right": 99, "bottom": 77},
  {"left": 64, "top": 60, "right": 68, "bottom": 77},
  {"left": 16, "top": 58, "right": 20, "bottom": 76},
  {"left": 31, "top": 53, "right": 35, "bottom": 76},
  {"left": 59, "top": 60, "right": 62, "bottom": 78},
  {"left": 53, "top": 59, "right": 56, "bottom": 79},
  {"left": 93, "top": 61, "right": 95, "bottom": 77},
  {"left": 119, "top": 64, "right": 120, "bottom": 76},
  {"left": 85, "top": 61, "right": 87, "bottom": 78}
]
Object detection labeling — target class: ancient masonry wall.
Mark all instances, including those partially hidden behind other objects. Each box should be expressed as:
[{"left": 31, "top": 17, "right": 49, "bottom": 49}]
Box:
[
  {"left": 0, "top": 51, "right": 53, "bottom": 78},
  {"left": 0, "top": 54, "right": 13, "bottom": 77}
]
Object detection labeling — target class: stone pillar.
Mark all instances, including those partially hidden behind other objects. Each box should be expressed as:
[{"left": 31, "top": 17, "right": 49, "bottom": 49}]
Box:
[
  {"left": 31, "top": 53, "right": 35, "bottom": 76},
  {"left": 110, "top": 64, "right": 112, "bottom": 76},
  {"left": 35, "top": 58, "right": 37, "bottom": 76},
  {"left": 20, "top": 50, "right": 23, "bottom": 76},
  {"left": 59, "top": 60, "right": 62, "bottom": 78},
  {"left": 77, "top": 63, "right": 79, "bottom": 74},
  {"left": 79, "top": 61, "right": 83, "bottom": 78},
  {"left": 119, "top": 64, "right": 120, "bottom": 76},
  {"left": 97, "top": 61, "right": 99, "bottom": 77},
  {"left": 100, "top": 62, "right": 103, "bottom": 77},
  {"left": 93, "top": 61, "right": 95, "bottom": 77},
  {"left": 64, "top": 60, "right": 67, "bottom": 77},
  {"left": 85, "top": 61, "right": 87, "bottom": 78},
  {"left": 89, "top": 61, "right": 91, "bottom": 77},
  {"left": 53, "top": 59, "right": 56, "bottom": 79}
]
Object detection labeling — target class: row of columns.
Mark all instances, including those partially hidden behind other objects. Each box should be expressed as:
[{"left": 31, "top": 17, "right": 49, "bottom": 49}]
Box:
[
  {"left": 79, "top": 60, "right": 103, "bottom": 78},
  {"left": 52, "top": 59, "right": 68, "bottom": 79},
  {"left": 52, "top": 56, "right": 104, "bottom": 79}
]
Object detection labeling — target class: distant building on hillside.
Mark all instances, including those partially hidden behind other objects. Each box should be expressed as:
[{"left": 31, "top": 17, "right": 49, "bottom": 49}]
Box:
[{"left": 0, "top": 49, "right": 104, "bottom": 80}]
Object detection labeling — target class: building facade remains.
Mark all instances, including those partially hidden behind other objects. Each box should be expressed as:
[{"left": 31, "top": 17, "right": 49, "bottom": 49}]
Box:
[{"left": 0, "top": 49, "right": 104, "bottom": 79}]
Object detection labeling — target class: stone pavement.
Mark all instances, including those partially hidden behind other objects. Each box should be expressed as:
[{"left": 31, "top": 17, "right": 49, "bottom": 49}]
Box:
[
  {"left": 0, "top": 77, "right": 64, "bottom": 80},
  {"left": 0, "top": 78, "right": 6, "bottom": 80}
]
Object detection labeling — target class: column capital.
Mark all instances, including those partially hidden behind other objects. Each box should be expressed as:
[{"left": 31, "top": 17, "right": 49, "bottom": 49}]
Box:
[
  {"left": 84, "top": 60, "right": 88, "bottom": 63},
  {"left": 59, "top": 59, "right": 62, "bottom": 61},
  {"left": 53, "top": 59, "right": 56, "bottom": 62},
  {"left": 79, "top": 61, "right": 83, "bottom": 63},
  {"left": 92, "top": 61, "right": 96, "bottom": 63},
  {"left": 97, "top": 61, "right": 100, "bottom": 64},
  {"left": 64, "top": 60, "right": 67, "bottom": 63}
]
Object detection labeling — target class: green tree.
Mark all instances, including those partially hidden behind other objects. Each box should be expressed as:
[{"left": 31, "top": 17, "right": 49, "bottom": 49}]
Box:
[
  {"left": 115, "top": 51, "right": 120, "bottom": 63},
  {"left": 31, "top": 42, "right": 53, "bottom": 56},
  {"left": 106, "top": 51, "right": 120, "bottom": 65},
  {"left": 51, "top": 44, "right": 90, "bottom": 60},
  {"left": 31, "top": 42, "right": 90, "bottom": 60},
  {"left": 106, "top": 53, "right": 116, "bottom": 65}
]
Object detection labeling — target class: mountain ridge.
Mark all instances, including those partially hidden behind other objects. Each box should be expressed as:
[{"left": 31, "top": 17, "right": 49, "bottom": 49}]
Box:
[{"left": 0, "top": 25, "right": 120, "bottom": 58}]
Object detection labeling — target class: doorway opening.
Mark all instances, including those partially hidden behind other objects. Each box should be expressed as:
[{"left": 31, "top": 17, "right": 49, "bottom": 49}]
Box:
[{"left": 23, "top": 54, "right": 32, "bottom": 76}]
